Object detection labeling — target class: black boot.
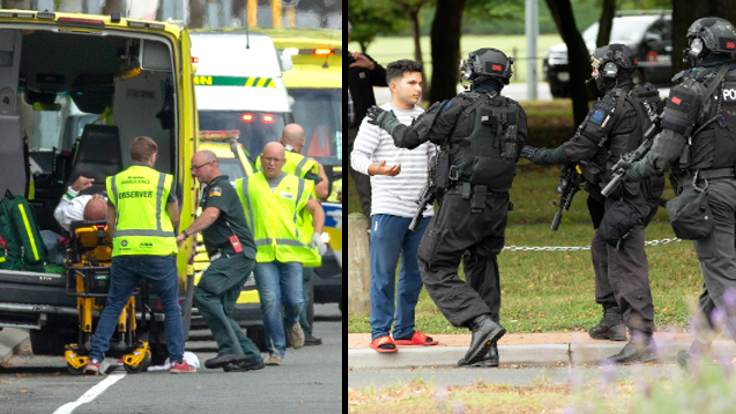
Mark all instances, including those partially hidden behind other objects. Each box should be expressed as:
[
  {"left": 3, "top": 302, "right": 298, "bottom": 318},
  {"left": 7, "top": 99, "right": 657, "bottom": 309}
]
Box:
[
  {"left": 676, "top": 339, "right": 711, "bottom": 368},
  {"left": 204, "top": 353, "right": 248, "bottom": 369},
  {"left": 589, "top": 305, "right": 627, "bottom": 341},
  {"left": 604, "top": 334, "right": 657, "bottom": 364},
  {"left": 460, "top": 314, "right": 505, "bottom": 366},
  {"left": 457, "top": 343, "right": 500, "bottom": 367},
  {"left": 223, "top": 359, "right": 265, "bottom": 372}
]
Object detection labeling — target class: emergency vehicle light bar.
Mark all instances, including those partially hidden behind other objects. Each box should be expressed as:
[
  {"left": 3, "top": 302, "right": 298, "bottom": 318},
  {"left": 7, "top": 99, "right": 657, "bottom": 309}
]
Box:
[
  {"left": 198, "top": 130, "right": 240, "bottom": 141},
  {"left": 58, "top": 17, "right": 105, "bottom": 28},
  {"left": 0, "top": 11, "right": 34, "bottom": 19},
  {"left": 127, "top": 20, "right": 165, "bottom": 30}
]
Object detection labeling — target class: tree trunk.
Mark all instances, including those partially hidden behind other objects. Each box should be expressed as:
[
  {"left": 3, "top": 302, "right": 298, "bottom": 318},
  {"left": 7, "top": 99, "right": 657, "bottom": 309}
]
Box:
[
  {"left": 545, "top": 0, "right": 590, "bottom": 126},
  {"left": 672, "top": 0, "right": 736, "bottom": 74},
  {"left": 409, "top": 9, "right": 429, "bottom": 101},
  {"left": 429, "top": 0, "right": 465, "bottom": 104},
  {"left": 596, "top": 0, "right": 616, "bottom": 47},
  {"left": 189, "top": 0, "right": 205, "bottom": 28}
]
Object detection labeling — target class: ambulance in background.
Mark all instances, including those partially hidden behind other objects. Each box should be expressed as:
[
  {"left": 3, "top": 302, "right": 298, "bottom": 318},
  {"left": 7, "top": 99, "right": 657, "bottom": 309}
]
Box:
[
  {"left": 267, "top": 29, "right": 342, "bottom": 311},
  {"left": 190, "top": 31, "right": 293, "bottom": 163}
]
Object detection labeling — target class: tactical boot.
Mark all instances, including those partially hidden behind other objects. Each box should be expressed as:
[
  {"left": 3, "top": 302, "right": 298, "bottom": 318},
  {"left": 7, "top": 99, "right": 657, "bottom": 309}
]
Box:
[
  {"left": 588, "top": 306, "right": 627, "bottom": 341},
  {"left": 460, "top": 314, "right": 505, "bottom": 366},
  {"left": 604, "top": 335, "right": 657, "bottom": 365},
  {"left": 457, "top": 342, "right": 499, "bottom": 367},
  {"left": 204, "top": 353, "right": 248, "bottom": 369},
  {"left": 676, "top": 340, "right": 711, "bottom": 369}
]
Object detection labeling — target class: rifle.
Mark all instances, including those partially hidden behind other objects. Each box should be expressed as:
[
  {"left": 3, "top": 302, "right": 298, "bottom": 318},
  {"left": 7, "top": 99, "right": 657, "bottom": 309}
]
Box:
[
  {"left": 600, "top": 114, "right": 662, "bottom": 198},
  {"left": 409, "top": 182, "right": 434, "bottom": 231},
  {"left": 550, "top": 164, "right": 582, "bottom": 231}
]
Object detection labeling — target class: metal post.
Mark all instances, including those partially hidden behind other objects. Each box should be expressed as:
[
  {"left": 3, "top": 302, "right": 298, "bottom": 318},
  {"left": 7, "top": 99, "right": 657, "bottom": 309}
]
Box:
[{"left": 525, "top": 0, "right": 538, "bottom": 100}]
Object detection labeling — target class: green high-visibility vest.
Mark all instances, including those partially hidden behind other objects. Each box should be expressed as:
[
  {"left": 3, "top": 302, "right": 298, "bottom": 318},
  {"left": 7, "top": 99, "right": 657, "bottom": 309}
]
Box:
[
  {"left": 106, "top": 165, "right": 177, "bottom": 257},
  {"left": 255, "top": 151, "right": 322, "bottom": 266},
  {"left": 234, "top": 172, "right": 317, "bottom": 264}
]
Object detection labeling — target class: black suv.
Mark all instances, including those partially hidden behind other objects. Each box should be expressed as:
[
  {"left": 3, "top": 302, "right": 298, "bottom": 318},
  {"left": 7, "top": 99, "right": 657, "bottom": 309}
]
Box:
[{"left": 543, "top": 11, "right": 672, "bottom": 98}]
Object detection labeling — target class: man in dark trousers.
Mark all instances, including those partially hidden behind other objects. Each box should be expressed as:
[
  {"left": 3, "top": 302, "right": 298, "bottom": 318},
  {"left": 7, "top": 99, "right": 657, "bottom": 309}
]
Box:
[
  {"left": 627, "top": 17, "right": 736, "bottom": 366},
  {"left": 366, "top": 48, "right": 526, "bottom": 367},
  {"left": 348, "top": 21, "right": 387, "bottom": 218},
  {"left": 522, "top": 44, "right": 664, "bottom": 364},
  {"left": 178, "top": 150, "right": 264, "bottom": 372}
]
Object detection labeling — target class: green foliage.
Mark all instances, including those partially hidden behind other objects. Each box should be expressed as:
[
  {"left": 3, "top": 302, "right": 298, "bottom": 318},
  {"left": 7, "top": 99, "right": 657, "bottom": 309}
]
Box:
[{"left": 348, "top": 0, "right": 405, "bottom": 51}]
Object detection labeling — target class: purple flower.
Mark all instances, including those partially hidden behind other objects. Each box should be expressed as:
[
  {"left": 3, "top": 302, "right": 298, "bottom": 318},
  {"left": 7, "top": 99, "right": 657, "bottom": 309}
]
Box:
[
  {"left": 563, "top": 406, "right": 576, "bottom": 414},
  {"left": 711, "top": 308, "right": 726, "bottom": 329},
  {"left": 452, "top": 401, "right": 465, "bottom": 414},
  {"left": 723, "top": 288, "right": 736, "bottom": 312},
  {"left": 600, "top": 360, "right": 617, "bottom": 385}
]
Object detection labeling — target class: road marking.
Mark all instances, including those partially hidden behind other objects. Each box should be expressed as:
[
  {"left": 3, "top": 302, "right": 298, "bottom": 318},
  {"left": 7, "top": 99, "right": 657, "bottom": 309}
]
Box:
[{"left": 52, "top": 373, "right": 126, "bottom": 414}]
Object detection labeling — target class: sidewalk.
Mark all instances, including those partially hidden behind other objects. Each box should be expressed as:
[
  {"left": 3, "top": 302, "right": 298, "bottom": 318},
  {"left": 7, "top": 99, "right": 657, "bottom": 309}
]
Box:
[
  {"left": 0, "top": 328, "right": 29, "bottom": 362},
  {"left": 348, "top": 331, "right": 736, "bottom": 369}
]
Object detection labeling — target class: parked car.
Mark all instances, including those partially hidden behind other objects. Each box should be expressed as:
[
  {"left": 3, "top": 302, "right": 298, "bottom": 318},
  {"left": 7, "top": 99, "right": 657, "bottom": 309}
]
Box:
[{"left": 543, "top": 11, "right": 672, "bottom": 98}]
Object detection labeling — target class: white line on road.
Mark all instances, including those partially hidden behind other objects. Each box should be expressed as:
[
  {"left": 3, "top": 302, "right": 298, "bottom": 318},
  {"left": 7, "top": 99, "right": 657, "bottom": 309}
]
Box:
[{"left": 52, "top": 373, "right": 126, "bottom": 414}]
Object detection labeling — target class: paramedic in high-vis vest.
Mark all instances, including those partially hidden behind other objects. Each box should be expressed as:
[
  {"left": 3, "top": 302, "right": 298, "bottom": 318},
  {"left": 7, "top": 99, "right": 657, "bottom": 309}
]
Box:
[
  {"left": 85, "top": 136, "right": 195, "bottom": 375},
  {"left": 256, "top": 123, "right": 329, "bottom": 345},
  {"left": 235, "top": 142, "right": 325, "bottom": 366}
]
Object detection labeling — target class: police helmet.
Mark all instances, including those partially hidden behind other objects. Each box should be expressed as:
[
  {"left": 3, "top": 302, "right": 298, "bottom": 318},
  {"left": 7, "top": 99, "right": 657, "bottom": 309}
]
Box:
[
  {"left": 460, "top": 48, "right": 513, "bottom": 84},
  {"left": 590, "top": 44, "right": 637, "bottom": 79},
  {"left": 686, "top": 17, "right": 736, "bottom": 58}
]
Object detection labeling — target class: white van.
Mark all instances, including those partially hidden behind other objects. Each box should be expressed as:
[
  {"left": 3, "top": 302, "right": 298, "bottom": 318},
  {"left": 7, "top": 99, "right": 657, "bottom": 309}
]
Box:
[{"left": 190, "top": 31, "right": 292, "bottom": 162}]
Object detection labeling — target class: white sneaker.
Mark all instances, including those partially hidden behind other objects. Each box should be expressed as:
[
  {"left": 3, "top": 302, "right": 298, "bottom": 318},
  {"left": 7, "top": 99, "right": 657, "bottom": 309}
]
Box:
[{"left": 287, "top": 322, "right": 305, "bottom": 349}]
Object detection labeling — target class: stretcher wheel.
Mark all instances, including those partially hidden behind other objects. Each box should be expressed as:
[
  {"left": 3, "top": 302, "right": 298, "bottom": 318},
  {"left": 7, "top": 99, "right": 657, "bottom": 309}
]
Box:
[
  {"left": 67, "top": 364, "right": 85, "bottom": 375},
  {"left": 123, "top": 351, "right": 151, "bottom": 373}
]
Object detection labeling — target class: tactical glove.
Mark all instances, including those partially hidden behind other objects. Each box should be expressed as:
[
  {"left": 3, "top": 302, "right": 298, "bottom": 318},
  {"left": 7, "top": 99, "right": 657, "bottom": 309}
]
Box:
[
  {"left": 519, "top": 145, "right": 539, "bottom": 161},
  {"left": 366, "top": 105, "right": 401, "bottom": 133}
]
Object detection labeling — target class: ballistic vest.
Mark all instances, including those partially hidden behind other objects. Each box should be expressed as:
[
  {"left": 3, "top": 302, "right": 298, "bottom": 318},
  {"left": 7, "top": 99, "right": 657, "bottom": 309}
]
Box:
[
  {"left": 684, "top": 65, "right": 736, "bottom": 171},
  {"left": 448, "top": 91, "right": 524, "bottom": 191},
  {"left": 106, "top": 165, "right": 177, "bottom": 257}
]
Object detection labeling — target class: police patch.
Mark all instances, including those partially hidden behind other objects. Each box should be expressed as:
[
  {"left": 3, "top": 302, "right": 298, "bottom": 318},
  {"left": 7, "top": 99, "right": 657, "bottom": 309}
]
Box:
[
  {"left": 590, "top": 110, "right": 605, "bottom": 125},
  {"left": 208, "top": 186, "right": 222, "bottom": 197}
]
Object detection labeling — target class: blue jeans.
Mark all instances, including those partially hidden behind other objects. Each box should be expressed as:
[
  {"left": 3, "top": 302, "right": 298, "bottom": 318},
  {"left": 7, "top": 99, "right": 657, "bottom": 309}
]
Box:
[
  {"left": 89, "top": 256, "right": 184, "bottom": 363},
  {"left": 254, "top": 261, "right": 304, "bottom": 358},
  {"left": 370, "top": 214, "right": 430, "bottom": 341}
]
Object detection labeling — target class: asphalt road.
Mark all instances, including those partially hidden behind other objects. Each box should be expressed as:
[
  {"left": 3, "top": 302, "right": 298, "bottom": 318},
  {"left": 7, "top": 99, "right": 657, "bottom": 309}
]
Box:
[{"left": 0, "top": 304, "right": 342, "bottom": 414}]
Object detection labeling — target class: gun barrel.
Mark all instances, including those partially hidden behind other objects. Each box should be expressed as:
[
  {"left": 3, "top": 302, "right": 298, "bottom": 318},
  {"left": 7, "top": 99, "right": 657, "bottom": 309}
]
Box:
[
  {"left": 550, "top": 209, "right": 562, "bottom": 231},
  {"left": 601, "top": 173, "right": 623, "bottom": 198}
]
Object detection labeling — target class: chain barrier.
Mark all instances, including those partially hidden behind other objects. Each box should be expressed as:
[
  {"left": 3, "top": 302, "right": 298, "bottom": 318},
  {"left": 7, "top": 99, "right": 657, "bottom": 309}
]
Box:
[{"left": 503, "top": 237, "right": 682, "bottom": 252}]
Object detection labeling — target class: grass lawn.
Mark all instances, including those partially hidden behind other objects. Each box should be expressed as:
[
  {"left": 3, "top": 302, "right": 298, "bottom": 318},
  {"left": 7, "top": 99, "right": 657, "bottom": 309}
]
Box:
[
  {"left": 347, "top": 160, "right": 703, "bottom": 334},
  {"left": 349, "top": 377, "right": 635, "bottom": 414},
  {"left": 350, "top": 34, "right": 564, "bottom": 83}
]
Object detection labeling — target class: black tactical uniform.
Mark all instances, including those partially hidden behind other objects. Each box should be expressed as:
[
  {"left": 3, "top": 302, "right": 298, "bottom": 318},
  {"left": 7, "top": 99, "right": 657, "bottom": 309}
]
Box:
[
  {"left": 368, "top": 48, "right": 526, "bottom": 366},
  {"left": 627, "top": 17, "right": 736, "bottom": 365},
  {"left": 523, "top": 44, "right": 664, "bottom": 364}
]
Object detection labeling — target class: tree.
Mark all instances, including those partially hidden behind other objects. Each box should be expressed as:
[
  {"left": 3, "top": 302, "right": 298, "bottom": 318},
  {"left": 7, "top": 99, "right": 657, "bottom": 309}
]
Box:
[
  {"left": 595, "top": 0, "right": 616, "bottom": 47},
  {"left": 429, "top": 0, "right": 465, "bottom": 103},
  {"left": 672, "top": 0, "right": 736, "bottom": 74},
  {"left": 545, "top": 0, "right": 590, "bottom": 126},
  {"left": 348, "top": 0, "right": 402, "bottom": 52},
  {"left": 393, "top": 0, "right": 432, "bottom": 99}
]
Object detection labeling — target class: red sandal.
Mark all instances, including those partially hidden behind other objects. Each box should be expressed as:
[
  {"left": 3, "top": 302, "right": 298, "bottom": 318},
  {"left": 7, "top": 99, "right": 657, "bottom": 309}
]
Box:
[
  {"left": 394, "top": 331, "right": 439, "bottom": 346},
  {"left": 370, "top": 335, "right": 398, "bottom": 353}
]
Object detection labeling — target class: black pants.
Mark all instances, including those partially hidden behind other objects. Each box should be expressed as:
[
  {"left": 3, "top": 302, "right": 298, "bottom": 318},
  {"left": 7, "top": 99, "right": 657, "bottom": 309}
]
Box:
[
  {"left": 348, "top": 127, "right": 372, "bottom": 218},
  {"left": 417, "top": 191, "right": 508, "bottom": 327},
  {"left": 591, "top": 194, "right": 656, "bottom": 335}
]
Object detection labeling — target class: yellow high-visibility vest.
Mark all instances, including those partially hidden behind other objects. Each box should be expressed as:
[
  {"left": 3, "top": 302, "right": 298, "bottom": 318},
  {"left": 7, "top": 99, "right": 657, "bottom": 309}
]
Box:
[
  {"left": 106, "top": 165, "right": 177, "bottom": 257},
  {"left": 234, "top": 172, "right": 317, "bottom": 264}
]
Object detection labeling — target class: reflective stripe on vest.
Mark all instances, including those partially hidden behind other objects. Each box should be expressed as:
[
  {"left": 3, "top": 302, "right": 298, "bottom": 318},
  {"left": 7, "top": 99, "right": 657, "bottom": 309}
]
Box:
[
  {"left": 107, "top": 166, "right": 177, "bottom": 256},
  {"left": 237, "top": 172, "right": 312, "bottom": 263}
]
